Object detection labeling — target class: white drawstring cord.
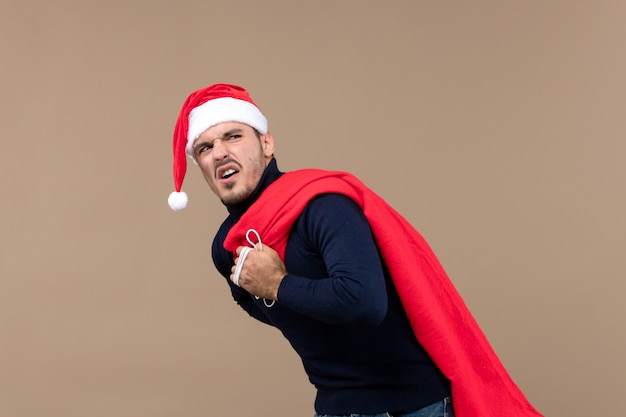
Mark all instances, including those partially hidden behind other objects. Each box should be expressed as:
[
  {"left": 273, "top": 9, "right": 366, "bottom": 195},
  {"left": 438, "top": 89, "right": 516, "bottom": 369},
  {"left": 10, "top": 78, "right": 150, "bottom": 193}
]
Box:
[
  {"left": 232, "top": 246, "right": 253, "bottom": 287},
  {"left": 246, "top": 228, "right": 263, "bottom": 251},
  {"left": 232, "top": 229, "right": 275, "bottom": 308}
]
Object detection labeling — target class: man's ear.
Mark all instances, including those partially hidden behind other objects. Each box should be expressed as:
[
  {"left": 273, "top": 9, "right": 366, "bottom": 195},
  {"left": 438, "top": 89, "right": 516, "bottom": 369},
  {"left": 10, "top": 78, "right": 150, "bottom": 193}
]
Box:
[{"left": 261, "top": 131, "right": 275, "bottom": 157}]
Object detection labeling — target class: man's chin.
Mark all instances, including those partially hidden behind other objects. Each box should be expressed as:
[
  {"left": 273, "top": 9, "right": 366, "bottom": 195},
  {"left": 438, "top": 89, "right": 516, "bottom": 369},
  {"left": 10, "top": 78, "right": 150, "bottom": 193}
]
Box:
[{"left": 220, "top": 190, "right": 249, "bottom": 206}]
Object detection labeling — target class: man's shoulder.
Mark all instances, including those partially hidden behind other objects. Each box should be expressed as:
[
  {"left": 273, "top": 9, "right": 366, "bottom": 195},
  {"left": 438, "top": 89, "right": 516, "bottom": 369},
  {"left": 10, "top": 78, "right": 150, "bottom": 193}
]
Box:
[
  {"left": 299, "top": 193, "right": 366, "bottom": 224},
  {"left": 306, "top": 192, "right": 360, "bottom": 208}
]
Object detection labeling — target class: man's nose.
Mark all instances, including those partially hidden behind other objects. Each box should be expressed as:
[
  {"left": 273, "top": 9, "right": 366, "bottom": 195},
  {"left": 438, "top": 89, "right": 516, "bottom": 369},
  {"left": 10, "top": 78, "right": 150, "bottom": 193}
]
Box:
[{"left": 212, "top": 139, "right": 228, "bottom": 160}]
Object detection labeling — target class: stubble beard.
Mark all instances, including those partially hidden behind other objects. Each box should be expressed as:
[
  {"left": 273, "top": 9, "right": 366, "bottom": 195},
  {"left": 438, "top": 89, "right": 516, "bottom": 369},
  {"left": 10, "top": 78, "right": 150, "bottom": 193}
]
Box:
[
  {"left": 219, "top": 182, "right": 246, "bottom": 206},
  {"left": 218, "top": 153, "right": 267, "bottom": 206}
]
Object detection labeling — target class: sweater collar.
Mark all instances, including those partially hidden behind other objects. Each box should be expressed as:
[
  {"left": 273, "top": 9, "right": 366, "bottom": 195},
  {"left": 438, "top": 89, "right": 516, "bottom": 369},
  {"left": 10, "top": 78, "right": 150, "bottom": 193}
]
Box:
[{"left": 225, "top": 157, "right": 283, "bottom": 219}]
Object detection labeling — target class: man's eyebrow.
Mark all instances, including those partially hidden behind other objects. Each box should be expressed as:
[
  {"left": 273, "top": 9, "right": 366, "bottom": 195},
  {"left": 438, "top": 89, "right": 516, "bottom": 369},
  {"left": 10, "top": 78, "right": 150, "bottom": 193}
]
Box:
[
  {"left": 222, "top": 128, "right": 244, "bottom": 137},
  {"left": 193, "top": 139, "right": 210, "bottom": 153},
  {"left": 193, "top": 128, "right": 244, "bottom": 152}
]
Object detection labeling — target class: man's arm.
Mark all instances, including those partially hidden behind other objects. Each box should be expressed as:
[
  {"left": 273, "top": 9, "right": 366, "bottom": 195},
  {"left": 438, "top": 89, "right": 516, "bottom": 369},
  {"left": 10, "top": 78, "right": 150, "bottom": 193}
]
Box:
[{"left": 233, "top": 194, "right": 388, "bottom": 326}]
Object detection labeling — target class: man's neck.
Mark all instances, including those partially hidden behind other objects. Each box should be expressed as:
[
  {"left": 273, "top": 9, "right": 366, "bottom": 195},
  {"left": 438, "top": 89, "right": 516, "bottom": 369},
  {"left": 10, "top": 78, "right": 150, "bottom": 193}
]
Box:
[{"left": 226, "top": 158, "right": 283, "bottom": 219}]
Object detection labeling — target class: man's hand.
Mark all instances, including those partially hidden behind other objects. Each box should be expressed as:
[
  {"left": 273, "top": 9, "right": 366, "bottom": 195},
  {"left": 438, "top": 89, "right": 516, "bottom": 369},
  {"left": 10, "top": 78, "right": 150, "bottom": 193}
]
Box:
[{"left": 231, "top": 244, "right": 287, "bottom": 300}]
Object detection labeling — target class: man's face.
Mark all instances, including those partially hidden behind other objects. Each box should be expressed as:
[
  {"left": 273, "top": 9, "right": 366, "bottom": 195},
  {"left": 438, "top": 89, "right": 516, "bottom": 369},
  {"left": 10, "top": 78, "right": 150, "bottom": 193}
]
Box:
[{"left": 192, "top": 122, "right": 274, "bottom": 206}]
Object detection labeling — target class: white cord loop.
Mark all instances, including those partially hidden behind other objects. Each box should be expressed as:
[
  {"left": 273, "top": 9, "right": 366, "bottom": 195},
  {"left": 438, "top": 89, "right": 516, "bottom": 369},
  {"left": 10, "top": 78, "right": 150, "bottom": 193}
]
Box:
[
  {"left": 246, "top": 229, "right": 262, "bottom": 250},
  {"left": 232, "top": 247, "right": 252, "bottom": 287},
  {"left": 232, "top": 229, "right": 275, "bottom": 308}
]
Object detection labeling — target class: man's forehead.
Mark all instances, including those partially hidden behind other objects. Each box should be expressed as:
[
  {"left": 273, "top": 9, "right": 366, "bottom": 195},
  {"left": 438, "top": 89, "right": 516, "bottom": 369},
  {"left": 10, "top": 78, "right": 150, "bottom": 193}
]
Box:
[{"left": 193, "top": 122, "right": 250, "bottom": 145}]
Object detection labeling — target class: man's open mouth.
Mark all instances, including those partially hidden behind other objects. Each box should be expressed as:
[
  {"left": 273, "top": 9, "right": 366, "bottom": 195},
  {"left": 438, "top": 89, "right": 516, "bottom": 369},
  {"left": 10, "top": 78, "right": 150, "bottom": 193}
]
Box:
[
  {"left": 222, "top": 168, "right": 237, "bottom": 179},
  {"left": 217, "top": 164, "right": 240, "bottom": 181}
]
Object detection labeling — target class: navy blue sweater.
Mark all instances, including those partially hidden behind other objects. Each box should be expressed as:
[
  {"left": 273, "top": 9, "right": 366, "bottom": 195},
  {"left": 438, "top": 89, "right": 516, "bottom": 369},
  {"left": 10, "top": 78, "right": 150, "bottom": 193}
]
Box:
[{"left": 212, "top": 159, "right": 450, "bottom": 414}]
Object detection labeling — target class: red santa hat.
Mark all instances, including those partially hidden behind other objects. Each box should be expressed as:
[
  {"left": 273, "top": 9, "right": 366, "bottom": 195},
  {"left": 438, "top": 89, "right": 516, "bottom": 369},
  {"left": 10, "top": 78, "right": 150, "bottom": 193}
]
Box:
[{"left": 168, "top": 83, "right": 268, "bottom": 211}]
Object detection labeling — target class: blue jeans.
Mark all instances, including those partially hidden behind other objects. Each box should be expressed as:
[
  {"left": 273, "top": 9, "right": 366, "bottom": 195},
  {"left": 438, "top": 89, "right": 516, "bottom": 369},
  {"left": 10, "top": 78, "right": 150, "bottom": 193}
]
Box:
[{"left": 314, "top": 397, "right": 454, "bottom": 417}]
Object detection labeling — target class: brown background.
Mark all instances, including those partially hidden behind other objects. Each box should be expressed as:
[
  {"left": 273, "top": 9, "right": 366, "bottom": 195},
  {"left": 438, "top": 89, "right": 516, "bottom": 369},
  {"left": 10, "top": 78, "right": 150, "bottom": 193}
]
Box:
[{"left": 1, "top": 1, "right": 625, "bottom": 416}]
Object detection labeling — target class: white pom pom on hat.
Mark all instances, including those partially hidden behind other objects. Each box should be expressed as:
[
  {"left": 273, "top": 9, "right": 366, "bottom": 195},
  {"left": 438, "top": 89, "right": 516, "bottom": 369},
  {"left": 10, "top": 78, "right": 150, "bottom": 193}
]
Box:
[
  {"left": 168, "top": 83, "right": 268, "bottom": 211},
  {"left": 167, "top": 191, "right": 188, "bottom": 211}
]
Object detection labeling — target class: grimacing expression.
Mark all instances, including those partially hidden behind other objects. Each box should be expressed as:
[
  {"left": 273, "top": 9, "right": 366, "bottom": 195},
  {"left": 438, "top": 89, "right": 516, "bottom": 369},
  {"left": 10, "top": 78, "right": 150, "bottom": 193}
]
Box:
[{"left": 192, "top": 122, "right": 275, "bottom": 206}]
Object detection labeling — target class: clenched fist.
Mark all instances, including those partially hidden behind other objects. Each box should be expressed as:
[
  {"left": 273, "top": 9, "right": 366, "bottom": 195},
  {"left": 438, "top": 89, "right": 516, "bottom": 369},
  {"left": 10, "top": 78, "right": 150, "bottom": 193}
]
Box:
[{"left": 231, "top": 243, "right": 287, "bottom": 300}]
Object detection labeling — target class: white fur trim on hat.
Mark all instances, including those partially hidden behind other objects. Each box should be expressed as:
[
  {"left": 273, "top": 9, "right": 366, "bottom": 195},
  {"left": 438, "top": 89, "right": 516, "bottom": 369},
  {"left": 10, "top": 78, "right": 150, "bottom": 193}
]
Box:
[{"left": 185, "top": 97, "right": 268, "bottom": 159}]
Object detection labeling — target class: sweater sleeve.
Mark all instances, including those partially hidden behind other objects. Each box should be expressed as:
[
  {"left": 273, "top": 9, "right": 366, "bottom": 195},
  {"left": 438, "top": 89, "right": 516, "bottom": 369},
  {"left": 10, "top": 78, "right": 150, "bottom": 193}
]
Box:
[{"left": 276, "top": 194, "right": 388, "bottom": 326}]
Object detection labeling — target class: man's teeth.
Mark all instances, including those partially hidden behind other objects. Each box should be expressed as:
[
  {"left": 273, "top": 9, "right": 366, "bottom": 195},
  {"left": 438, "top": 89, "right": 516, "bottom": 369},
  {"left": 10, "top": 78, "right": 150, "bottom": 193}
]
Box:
[{"left": 222, "top": 169, "right": 236, "bottom": 178}]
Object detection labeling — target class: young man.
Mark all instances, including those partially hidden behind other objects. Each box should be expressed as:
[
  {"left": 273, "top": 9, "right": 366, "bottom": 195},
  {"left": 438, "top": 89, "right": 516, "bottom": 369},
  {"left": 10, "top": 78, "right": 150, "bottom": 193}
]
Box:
[{"left": 167, "top": 84, "right": 543, "bottom": 417}]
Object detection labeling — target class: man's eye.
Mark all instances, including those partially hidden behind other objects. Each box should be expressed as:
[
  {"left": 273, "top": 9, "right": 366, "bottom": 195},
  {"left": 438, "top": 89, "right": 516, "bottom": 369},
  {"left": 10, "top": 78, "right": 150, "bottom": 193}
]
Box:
[
  {"left": 228, "top": 134, "right": 241, "bottom": 140},
  {"left": 198, "top": 145, "right": 212, "bottom": 154}
]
